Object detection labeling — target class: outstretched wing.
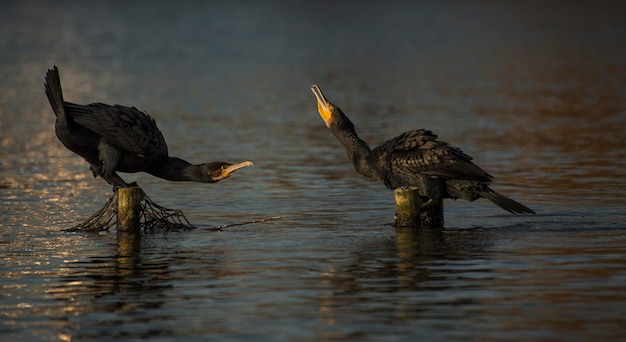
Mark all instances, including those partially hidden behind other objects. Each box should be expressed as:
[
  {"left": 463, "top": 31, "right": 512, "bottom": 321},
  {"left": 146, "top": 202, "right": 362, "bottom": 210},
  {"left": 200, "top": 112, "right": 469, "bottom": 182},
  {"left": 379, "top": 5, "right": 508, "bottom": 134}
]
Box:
[
  {"left": 64, "top": 102, "right": 168, "bottom": 158},
  {"left": 374, "top": 129, "right": 492, "bottom": 181}
]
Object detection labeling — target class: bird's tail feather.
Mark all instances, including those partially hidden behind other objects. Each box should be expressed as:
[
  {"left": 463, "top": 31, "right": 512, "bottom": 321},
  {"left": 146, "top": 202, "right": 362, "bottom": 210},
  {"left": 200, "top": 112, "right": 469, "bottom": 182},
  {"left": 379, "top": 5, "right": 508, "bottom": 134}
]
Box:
[
  {"left": 479, "top": 187, "right": 535, "bottom": 214},
  {"left": 44, "top": 65, "right": 64, "bottom": 117}
]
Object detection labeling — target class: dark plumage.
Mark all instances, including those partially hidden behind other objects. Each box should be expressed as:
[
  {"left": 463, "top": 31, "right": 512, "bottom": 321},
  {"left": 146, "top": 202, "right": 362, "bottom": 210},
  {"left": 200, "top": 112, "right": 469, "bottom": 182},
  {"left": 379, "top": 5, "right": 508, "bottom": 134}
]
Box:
[
  {"left": 45, "top": 66, "right": 252, "bottom": 188},
  {"left": 311, "top": 84, "right": 534, "bottom": 214}
]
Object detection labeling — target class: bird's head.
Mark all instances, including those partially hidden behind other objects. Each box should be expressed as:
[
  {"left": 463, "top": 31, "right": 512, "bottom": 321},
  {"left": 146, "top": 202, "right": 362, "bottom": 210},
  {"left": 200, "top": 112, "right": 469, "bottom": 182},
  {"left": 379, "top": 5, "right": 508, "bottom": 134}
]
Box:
[
  {"left": 203, "top": 161, "right": 253, "bottom": 183},
  {"left": 311, "top": 84, "right": 342, "bottom": 128}
]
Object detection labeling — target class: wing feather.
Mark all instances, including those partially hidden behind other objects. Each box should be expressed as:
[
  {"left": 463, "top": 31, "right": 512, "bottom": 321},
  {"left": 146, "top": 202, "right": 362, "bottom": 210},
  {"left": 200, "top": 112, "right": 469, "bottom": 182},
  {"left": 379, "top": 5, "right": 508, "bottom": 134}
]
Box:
[
  {"left": 65, "top": 102, "right": 168, "bottom": 158},
  {"left": 375, "top": 129, "right": 492, "bottom": 181}
]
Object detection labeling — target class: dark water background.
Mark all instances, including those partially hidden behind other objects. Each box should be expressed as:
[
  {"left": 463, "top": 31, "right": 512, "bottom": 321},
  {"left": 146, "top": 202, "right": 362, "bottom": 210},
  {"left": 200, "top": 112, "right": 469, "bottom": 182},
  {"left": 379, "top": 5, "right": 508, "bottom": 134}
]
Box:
[{"left": 1, "top": 1, "right": 625, "bottom": 341}]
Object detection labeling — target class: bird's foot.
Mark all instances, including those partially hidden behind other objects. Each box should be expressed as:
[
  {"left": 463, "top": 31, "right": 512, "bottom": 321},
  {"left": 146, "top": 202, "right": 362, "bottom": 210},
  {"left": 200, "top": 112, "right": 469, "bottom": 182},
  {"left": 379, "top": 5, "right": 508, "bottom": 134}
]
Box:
[
  {"left": 111, "top": 182, "right": 139, "bottom": 193},
  {"left": 420, "top": 198, "right": 436, "bottom": 209}
]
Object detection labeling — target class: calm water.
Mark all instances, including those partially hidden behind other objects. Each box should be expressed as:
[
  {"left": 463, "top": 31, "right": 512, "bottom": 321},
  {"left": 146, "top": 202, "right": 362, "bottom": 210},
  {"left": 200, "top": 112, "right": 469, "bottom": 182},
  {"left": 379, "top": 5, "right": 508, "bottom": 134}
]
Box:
[{"left": 2, "top": 1, "right": 626, "bottom": 341}]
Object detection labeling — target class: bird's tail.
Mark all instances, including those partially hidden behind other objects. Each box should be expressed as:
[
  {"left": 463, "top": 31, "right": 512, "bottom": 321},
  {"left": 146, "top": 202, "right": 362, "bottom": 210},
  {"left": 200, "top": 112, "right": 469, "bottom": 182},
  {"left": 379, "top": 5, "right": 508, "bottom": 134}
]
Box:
[
  {"left": 479, "top": 186, "right": 535, "bottom": 214},
  {"left": 44, "top": 65, "right": 64, "bottom": 117}
]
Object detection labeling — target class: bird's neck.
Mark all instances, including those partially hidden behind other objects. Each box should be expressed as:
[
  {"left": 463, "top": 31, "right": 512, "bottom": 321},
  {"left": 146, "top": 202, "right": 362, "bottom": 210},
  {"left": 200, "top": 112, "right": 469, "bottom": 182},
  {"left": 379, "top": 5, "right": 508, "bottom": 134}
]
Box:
[
  {"left": 149, "top": 157, "right": 203, "bottom": 182},
  {"left": 333, "top": 128, "right": 379, "bottom": 181}
]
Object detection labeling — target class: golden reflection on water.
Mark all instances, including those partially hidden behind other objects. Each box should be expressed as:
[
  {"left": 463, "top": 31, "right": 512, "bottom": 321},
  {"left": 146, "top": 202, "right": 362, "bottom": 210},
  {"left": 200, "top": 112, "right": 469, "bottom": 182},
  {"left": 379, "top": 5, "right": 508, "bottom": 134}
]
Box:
[{"left": 0, "top": 64, "right": 125, "bottom": 229}]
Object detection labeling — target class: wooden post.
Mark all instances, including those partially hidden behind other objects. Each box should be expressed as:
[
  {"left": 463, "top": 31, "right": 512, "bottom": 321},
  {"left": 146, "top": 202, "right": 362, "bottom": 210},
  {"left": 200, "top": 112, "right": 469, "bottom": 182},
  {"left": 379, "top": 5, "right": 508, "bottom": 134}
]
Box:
[
  {"left": 394, "top": 189, "right": 444, "bottom": 228},
  {"left": 117, "top": 187, "right": 143, "bottom": 233},
  {"left": 394, "top": 189, "right": 421, "bottom": 227}
]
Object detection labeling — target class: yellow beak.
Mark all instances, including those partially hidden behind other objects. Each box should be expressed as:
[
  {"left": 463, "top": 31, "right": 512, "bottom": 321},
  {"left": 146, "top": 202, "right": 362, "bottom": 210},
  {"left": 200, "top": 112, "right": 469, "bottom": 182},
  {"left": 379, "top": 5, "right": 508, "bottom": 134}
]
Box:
[
  {"left": 221, "top": 161, "right": 254, "bottom": 178},
  {"left": 311, "top": 84, "right": 333, "bottom": 123}
]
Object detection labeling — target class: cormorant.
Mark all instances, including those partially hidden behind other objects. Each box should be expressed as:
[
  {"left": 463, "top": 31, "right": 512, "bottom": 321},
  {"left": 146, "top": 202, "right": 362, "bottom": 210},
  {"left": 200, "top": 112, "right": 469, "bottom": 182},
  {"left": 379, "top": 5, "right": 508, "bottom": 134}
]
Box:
[
  {"left": 311, "top": 84, "right": 534, "bottom": 214},
  {"left": 44, "top": 66, "right": 253, "bottom": 188}
]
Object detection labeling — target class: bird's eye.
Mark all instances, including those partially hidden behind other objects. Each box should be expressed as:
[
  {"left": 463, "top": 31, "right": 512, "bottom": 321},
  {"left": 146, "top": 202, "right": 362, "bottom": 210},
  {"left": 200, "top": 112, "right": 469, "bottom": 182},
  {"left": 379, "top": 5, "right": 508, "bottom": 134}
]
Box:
[{"left": 221, "top": 165, "right": 229, "bottom": 171}]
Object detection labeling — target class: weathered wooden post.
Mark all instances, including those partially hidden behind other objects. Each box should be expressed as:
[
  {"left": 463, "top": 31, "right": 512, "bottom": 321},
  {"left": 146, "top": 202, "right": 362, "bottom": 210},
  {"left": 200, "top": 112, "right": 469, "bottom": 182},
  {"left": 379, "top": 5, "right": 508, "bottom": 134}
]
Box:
[
  {"left": 116, "top": 187, "right": 143, "bottom": 233},
  {"left": 394, "top": 189, "right": 443, "bottom": 228},
  {"left": 394, "top": 189, "right": 422, "bottom": 227}
]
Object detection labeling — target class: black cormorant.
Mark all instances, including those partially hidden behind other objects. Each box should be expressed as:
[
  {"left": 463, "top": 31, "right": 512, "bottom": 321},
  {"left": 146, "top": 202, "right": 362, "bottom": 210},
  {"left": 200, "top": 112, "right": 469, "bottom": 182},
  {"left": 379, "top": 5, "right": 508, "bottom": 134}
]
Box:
[
  {"left": 311, "top": 84, "right": 534, "bottom": 214},
  {"left": 45, "top": 66, "right": 253, "bottom": 188}
]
